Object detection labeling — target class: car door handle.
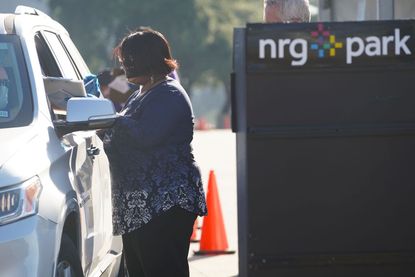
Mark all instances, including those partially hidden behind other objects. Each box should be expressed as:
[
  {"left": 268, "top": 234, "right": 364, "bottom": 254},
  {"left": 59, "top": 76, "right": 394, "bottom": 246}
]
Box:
[{"left": 87, "top": 145, "right": 100, "bottom": 156}]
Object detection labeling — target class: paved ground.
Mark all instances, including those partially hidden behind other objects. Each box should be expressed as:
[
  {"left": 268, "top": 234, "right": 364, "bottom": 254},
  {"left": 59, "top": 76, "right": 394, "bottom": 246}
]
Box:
[{"left": 189, "top": 129, "right": 238, "bottom": 277}]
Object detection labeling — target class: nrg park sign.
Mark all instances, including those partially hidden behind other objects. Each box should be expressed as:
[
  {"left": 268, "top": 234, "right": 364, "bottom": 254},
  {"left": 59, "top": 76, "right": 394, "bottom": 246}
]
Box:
[{"left": 246, "top": 20, "right": 415, "bottom": 71}]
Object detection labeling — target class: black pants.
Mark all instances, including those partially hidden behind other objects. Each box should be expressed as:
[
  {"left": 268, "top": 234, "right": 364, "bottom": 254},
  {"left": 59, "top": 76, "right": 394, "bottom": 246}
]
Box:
[{"left": 122, "top": 207, "right": 196, "bottom": 277}]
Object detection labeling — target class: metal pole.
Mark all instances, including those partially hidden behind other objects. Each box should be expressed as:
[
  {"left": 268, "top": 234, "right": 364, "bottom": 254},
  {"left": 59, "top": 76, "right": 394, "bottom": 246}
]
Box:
[
  {"left": 377, "top": 0, "right": 394, "bottom": 20},
  {"left": 357, "top": 0, "right": 367, "bottom": 21}
]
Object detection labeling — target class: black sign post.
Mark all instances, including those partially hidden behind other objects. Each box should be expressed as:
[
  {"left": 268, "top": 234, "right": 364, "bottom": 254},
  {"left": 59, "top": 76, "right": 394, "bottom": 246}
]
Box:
[{"left": 233, "top": 21, "right": 415, "bottom": 277}]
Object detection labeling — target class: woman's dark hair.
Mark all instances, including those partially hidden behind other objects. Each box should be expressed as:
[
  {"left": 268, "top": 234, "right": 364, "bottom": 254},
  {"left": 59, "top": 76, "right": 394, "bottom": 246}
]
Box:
[{"left": 114, "top": 30, "right": 178, "bottom": 78}]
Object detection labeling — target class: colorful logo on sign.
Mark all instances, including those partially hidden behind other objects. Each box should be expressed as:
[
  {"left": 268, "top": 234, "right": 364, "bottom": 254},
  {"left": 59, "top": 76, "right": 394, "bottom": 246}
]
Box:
[{"left": 310, "top": 23, "right": 343, "bottom": 58}]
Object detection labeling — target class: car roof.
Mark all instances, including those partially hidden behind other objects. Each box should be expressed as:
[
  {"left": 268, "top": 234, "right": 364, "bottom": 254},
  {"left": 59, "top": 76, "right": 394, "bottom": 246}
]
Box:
[{"left": 0, "top": 5, "right": 67, "bottom": 36}]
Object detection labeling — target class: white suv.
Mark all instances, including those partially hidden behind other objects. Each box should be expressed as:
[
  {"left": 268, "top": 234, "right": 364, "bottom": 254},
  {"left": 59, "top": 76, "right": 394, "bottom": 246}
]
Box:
[{"left": 0, "top": 6, "right": 122, "bottom": 277}]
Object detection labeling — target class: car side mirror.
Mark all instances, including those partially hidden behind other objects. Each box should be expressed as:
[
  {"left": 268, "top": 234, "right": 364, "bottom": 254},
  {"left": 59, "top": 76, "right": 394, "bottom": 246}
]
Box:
[{"left": 54, "top": 97, "right": 117, "bottom": 136}]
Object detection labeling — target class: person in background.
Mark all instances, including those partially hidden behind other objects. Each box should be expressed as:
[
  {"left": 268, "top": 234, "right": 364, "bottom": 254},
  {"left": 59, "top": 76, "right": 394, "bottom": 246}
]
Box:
[
  {"left": 264, "top": 0, "right": 311, "bottom": 23},
  {"left": 98, "top": 68, "right": 135, "bottom": 112},
  {"left": 108, "top": 67, "right": 136, "bottom": 110},
  {"left": 97, "top": 69, "right": 113, "bottom": 99},
  {"left": 102, "top": 29, "right": 207, "bottom": 277}
]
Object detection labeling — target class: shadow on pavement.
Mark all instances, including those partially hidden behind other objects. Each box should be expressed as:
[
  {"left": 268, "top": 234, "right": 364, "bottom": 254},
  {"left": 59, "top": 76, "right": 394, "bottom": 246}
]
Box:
[{"left": 188, "top": 253, "right": 229, "bottom": 262}]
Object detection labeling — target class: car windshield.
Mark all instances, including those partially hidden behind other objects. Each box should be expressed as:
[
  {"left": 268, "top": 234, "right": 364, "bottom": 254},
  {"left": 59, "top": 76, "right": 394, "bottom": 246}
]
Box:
[{"left": 0, "top": 35, "right": 32, "bottom": 128}]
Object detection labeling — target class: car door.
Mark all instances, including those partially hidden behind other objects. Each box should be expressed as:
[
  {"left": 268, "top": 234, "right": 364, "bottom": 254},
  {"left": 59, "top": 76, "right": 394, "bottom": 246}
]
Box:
[
  {"left": 34, "top": 29, "right": 109, "bottom": 273},
  {"left": 58, "top": 31, "right": 115, "bottom": 261}
]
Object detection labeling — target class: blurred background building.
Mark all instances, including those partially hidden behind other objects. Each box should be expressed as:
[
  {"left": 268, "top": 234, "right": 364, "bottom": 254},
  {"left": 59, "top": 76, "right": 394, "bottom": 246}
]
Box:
[{"left": 318, "top": 0, "right": 415, "bottom": 21}]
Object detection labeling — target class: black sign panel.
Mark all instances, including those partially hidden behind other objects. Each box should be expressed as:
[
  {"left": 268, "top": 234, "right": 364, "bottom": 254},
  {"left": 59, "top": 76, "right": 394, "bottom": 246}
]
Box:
[
  {"left": 234, "top": 20, "right": 415, "bottom": 277},
  {"left": 247, "top": 20, "right": 415, "bottom": 72}
]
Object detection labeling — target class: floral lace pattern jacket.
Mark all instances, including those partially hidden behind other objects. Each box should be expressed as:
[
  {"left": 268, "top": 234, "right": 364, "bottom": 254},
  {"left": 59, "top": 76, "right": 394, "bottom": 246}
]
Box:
[{"left": 103, "top": 78, "right": 207, "bottom": 235}]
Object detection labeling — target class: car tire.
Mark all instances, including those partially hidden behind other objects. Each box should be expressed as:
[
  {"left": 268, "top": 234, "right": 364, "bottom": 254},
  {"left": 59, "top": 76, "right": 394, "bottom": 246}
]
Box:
[{"left": 55, "top": 234, "right": 83, "bottom": 277}]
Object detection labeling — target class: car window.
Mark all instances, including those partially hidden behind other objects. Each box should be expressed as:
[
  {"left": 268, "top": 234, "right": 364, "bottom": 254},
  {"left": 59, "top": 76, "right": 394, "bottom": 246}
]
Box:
[
  {"left": 34, "top": 33, "right": 61, "bottom": 77},
  {"left": 35, "top": 31, "right": 87, "bottom": 119},
  {"left": 0, "top": 35, "right": 33, "bottom": 128},
  {"left": 59, "top": 33, "right": 91, "bottom": 78},
  {"left": 42, "top": 31, "right": 80, "bottom": 80}
]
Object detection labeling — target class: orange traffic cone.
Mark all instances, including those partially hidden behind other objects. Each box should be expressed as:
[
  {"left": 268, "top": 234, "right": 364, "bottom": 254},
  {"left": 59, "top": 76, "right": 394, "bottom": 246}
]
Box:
[
  {"left": 190, "top": 217, "right": 199, "bottom": 242},
  {"left": 194, "top": 170, "right": 235, "bottom": 255}
]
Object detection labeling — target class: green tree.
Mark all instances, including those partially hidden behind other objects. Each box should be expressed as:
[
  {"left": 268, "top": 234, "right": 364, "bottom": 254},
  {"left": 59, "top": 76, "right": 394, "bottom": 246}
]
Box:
[
  {"left": 49, "top": 0, "right": 261, "bottom": 126},
  {"left": 49, "top": 0, "right": 260, "bottom": 87}
]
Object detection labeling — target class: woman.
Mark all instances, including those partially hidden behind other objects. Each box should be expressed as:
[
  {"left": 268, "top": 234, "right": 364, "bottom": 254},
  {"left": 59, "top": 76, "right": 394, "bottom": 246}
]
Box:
[{"left": 103, "top": 29, "right": 207, "bottom": 276}]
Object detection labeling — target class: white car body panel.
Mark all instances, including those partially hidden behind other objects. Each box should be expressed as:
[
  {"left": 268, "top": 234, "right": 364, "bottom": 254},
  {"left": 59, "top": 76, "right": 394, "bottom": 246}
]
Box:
[{"left": 0, "top": 6, "right": 122, "bottom": 277}]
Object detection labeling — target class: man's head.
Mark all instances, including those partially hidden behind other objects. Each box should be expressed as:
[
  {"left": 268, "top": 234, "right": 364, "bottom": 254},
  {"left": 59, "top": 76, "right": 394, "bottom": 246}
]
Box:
[{"left": 264, "top": 0, "right": 311, "bottom": 23}]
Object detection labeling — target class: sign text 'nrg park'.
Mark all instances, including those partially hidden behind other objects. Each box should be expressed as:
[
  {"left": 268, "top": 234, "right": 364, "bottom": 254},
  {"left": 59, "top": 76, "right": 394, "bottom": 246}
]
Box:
[{"left": 246, "top": 20, "right": 415, "bottom": 72}]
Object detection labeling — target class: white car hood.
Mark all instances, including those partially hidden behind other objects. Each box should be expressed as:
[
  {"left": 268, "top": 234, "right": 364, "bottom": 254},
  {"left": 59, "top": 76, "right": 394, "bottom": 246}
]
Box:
[{"left": 0, "top": 125, "right": 38, "bottom": 170}]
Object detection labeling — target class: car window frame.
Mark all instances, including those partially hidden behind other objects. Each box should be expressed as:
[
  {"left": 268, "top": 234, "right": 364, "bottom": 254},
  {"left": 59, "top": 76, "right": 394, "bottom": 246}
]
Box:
[
  {"left": 58, "top": 33, "right": 91, "bottom": 79},
  {"left": 39, "top": 30, "right": 81, "bottom": 80},
  {"left": 34, "top": 31, "right": 62, "bottom": 78}
]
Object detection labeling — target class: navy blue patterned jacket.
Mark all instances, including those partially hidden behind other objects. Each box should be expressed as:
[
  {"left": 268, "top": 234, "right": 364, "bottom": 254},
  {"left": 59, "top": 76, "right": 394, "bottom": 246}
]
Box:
[{"left": 103, "top": 78, "right": 207, "bottom": 235}]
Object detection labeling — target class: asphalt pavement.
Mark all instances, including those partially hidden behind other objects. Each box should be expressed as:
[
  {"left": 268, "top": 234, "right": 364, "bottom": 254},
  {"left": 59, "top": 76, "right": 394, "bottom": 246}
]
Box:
[{"left": 189, "top": 129, "right": 238, "bottom": 277}]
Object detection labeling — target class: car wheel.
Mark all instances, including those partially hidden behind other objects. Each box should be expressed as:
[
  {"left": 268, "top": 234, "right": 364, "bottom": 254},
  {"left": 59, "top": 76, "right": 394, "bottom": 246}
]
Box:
[{"left": 55, "top": 234, "right": 83, "bottom": 277}]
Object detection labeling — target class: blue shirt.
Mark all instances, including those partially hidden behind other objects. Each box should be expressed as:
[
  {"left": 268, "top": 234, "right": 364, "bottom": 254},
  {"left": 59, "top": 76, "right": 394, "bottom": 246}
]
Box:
[{"left": 103, "top": 78, "right": 207, "bottom": 235}]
